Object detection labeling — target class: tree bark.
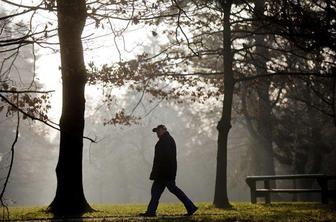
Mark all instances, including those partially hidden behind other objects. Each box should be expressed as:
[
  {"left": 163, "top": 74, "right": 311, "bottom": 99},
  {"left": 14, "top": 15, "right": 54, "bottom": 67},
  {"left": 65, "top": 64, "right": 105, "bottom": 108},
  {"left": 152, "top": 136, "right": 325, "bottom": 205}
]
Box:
[
  {"left": 48, "top": 0, "right": 92, "bottom": 216},
  {"left": 213, "top": 1, "right": 232, "bottom": 209}
]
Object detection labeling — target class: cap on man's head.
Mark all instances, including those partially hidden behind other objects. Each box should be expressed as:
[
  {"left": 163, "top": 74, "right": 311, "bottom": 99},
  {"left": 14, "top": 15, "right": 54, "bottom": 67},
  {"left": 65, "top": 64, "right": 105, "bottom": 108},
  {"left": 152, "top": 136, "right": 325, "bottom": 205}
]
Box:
[{"left": 152, "top": 124, "right": 167, "bottom": 132}]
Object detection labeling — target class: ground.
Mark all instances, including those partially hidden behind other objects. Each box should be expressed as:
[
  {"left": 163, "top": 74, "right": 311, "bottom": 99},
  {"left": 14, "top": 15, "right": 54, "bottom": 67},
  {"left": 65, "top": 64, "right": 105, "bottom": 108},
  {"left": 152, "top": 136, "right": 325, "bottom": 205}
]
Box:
[{"left": 1, "top": 202, "right": 336, "bottom": 221}]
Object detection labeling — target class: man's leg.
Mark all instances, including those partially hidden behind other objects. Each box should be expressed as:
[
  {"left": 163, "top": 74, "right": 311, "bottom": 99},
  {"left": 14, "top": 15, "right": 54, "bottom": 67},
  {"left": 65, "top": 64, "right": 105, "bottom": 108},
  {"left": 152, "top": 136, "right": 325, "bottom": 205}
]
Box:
[
  {"left": 166, "top": 181, "right": 197, "bottom": 214},
  {"left": 146, "top": 180, "right": 166, "bottom": 215}
]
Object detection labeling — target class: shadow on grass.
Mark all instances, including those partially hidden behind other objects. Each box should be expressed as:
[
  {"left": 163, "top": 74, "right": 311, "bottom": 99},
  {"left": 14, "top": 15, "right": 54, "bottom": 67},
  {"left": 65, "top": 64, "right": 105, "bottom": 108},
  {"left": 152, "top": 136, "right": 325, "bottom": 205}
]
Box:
[
  {"left": 21, "top": 208, "right": 85, "bottom": 222},
  {"left": 20, "top": 209, "right": 53, "bottom": 221}
]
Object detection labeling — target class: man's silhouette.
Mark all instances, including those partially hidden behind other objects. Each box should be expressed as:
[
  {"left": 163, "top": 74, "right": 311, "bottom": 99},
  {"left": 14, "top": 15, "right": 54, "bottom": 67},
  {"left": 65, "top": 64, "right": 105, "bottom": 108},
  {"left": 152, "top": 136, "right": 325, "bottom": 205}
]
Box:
[{"left": 139, "top": 124, "right": 198, "bottom": 217}]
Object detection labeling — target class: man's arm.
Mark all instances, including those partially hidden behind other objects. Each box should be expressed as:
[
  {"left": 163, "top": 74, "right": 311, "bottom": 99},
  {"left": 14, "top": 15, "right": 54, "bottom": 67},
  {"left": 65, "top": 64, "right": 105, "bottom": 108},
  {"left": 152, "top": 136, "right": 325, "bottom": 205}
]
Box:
[{"left": 150, "top": 146, "right": 160, "bottom": 180}]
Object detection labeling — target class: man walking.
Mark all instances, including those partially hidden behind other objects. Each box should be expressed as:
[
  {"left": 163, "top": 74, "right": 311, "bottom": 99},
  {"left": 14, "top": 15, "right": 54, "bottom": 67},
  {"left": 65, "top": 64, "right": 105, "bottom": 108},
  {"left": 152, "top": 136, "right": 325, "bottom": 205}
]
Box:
[{"left": 140, "top": 124, "right": 198, "bottom": 217}]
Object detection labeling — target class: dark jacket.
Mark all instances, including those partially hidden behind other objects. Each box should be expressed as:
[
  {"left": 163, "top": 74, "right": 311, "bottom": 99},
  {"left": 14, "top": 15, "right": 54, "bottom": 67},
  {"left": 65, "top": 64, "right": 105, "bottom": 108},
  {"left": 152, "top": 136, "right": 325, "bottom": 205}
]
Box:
[{"left": 150, "top": 132, "right": 177, "bottom": 181}]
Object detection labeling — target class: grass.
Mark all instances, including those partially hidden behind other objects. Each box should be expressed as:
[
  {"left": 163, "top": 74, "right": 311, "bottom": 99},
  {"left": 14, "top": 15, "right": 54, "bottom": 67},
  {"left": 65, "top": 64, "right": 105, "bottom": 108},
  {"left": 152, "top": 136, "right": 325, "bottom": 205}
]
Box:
[{"left": 1, "top": 202, "right": 336, "bottom": 221}]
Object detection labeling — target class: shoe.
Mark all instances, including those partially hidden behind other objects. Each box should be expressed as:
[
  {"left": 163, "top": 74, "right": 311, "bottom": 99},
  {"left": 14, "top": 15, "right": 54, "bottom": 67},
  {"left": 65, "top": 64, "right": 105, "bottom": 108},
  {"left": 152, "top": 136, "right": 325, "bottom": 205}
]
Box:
[
  {"left": 138, "top": 212, "right": 156, "bottom": 217},
  {"left": 184, "top": 206, "right": 198, "bottom": 216}
]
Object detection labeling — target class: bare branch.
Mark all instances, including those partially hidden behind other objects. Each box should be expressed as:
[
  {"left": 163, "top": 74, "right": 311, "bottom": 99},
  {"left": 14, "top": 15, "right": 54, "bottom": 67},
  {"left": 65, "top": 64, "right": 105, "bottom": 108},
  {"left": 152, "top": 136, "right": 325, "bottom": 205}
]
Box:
[
  {"left": 142, "top": 96, "right": 166, "bottom": 118},
  {"left": 1, "top": 0, "right": 46, "bottom": 11},
  {"left": 0, "top": 94, "right": 19, "bottom": 220},
  {"left": 0, "top": 8, "right": 35, "bottom": 20},
  {"left": 287, "top": 95, "right": 334, "bottom": 117},
  {"left": 130, "top": 80, "right": 150, "bottom": 116},
  {"left": 0, "top": 90, "right": 54, "bottom": 94},
  {"left": 0, "top": 94, "right": 97, "bottom": 143},
  {"left": 236, "top": 72, "right": 335, "bottom": 82},
  {"left": 173, "top": 0, "right": 199, "bottom": 56}
]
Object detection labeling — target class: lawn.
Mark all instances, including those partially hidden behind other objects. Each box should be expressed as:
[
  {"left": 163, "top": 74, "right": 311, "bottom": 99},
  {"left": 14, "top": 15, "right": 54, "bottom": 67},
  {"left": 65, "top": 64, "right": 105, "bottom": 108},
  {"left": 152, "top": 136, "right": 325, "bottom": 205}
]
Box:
[{"left": 1, "top": 202, "right": 335, "bottom": 221}]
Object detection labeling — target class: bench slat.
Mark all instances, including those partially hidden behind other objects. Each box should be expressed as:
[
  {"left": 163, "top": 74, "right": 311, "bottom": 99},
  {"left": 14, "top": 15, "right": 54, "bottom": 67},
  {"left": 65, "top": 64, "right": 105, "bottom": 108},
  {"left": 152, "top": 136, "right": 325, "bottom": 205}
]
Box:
[{"left": 246, "top": 174, "right": 325, "bottom": 181}]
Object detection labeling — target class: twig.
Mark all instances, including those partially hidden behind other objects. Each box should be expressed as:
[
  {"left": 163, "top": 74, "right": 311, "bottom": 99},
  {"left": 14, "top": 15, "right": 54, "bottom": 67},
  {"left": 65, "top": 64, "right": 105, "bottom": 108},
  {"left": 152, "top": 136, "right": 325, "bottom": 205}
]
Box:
[
  {"left": 130, "top": 81, "right": 148, "bottom": 116},
  {"left": 142, "top": 96, "right": 166, "bottom": 118},
  {"left": 0, "top": 8, "right": 35, "bottom": 20},
  {"left": 173, "top": 0, "right": 199, "bottom": 56},
  {"left": 0, "top": 94, "right": 97, "bottom": 143},
  {"left": 1, "top": 0, "right": 46, "bottom": 11},
  {"left": 0, "top": 94, "right": 20, "bottom": 220},
  {"left": 235, "top": 72, "right": 335, "bottom": 82},
  {"left": 0, "top": 90, "right": 54, "bottom": 94}
]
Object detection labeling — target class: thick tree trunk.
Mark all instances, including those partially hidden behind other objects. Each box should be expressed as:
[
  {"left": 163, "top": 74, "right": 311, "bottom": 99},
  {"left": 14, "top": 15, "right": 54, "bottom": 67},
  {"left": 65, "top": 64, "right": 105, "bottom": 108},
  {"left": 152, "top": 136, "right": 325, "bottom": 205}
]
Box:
[
  {"left": 213, "top": 1, "right": 232, "bottom": 209},
  {"left": 48, "top": 0, "right": 92, "bottom": 216},
  {"left": 333, "top": 78, "right": 336, "bottom": 126},
  {"left": 253, "top": 0, "right": 276, "bottom": 176}
]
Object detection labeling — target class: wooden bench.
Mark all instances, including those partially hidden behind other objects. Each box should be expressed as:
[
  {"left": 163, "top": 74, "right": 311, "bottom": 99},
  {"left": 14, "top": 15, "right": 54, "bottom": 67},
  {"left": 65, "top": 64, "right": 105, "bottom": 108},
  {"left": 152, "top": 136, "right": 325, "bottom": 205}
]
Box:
[{"left": 245, "top": 174, "right": 336, "bottom": 204}]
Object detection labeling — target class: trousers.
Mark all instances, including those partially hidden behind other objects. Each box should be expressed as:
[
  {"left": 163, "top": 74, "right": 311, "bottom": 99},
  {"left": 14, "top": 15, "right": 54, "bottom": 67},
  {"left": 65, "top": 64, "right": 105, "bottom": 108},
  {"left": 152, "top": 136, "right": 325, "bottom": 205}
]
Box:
[{"left": 146, "top": 180, "right": 196, "bottom": 214}]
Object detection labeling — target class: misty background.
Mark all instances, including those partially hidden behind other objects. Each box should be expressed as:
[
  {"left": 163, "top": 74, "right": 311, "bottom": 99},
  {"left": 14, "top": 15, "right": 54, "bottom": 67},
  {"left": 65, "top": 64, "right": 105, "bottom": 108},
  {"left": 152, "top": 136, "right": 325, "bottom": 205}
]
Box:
[
  {"left": 2, "top": 79, "right": 335, "bottom": 206},
  {"left": 1, "top": 2, "right": 336, "bottom": 207},
  {"left": 1, "top": 88, "right": 252, "bottom": 205}
]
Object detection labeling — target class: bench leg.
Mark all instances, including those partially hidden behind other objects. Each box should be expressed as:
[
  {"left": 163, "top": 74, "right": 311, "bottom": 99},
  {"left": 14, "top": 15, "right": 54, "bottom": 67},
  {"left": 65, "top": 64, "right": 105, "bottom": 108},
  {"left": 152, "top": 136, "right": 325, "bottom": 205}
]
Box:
[
  {"left": 264, "top": 180, "right": 271, "bottom": 204},
  {"left": 318, "top": 178, "right": 328, "bottom": 204},
  {"left": 251, "top": 190, "right": 257, "bottom": 204},
  {"left": 247, "top": 179, "right": 257, "bottom": 204}
]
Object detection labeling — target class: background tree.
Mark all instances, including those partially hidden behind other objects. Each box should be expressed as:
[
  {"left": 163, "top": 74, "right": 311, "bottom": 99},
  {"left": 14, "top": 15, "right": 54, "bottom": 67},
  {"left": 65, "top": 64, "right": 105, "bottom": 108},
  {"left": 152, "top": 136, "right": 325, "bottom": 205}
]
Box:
[
  {"left": 238, "top": 0, "right": 336, "bottom": 200},
  {"left": 0, "top": 6, "right": 52, "bottom": 212}
]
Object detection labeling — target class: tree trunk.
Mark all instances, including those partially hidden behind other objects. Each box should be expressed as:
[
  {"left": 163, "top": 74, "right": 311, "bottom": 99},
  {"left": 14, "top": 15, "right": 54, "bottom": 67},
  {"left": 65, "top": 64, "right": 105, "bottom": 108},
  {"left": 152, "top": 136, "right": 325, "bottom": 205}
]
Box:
[
  {"left": 253, "top": 0, "right": 276, "bottom": 177},
  {"left": 213, "top": 1, "right": 232, "bottom": 209},
  {"left": 48, "top": 0, "right": 92, "bottom": 216},
  {"left": 297, "top": 105, "right": 324, "bottom": 201}
]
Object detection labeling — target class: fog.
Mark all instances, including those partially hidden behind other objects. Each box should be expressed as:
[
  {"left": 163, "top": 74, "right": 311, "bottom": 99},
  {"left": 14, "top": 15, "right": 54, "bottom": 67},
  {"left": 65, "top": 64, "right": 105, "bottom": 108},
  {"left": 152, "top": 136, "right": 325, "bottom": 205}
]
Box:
[
  {"left": 1, "top": 88, "right": 336, "bottom": 206},
  {"left": 0, "top": 14, "right": 253, "bottom": 205},
  {"left": 0, "top": 92, "right": 254, "bottom": 206},
  {"left": 1, "top": 77, "right": 336, "bottom": 206}
]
